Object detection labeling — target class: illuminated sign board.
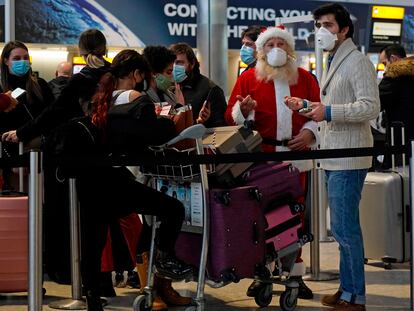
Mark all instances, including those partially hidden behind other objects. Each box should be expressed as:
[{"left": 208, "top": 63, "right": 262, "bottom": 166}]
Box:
[
  {"left": 372, "top": 22, "right": 402, "bottom": 36},
  {"left": 372, "top": 6, "right": 405, "bottom": 20},
  {"left": 369, "top": 6, "right": 405, "bottom": 52}
]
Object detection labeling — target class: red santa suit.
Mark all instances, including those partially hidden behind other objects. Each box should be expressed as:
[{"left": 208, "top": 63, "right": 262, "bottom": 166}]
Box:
[
  {"left": 226, "top": 26, "right": 320, "bottom": 277},
  {"left": 225, "top": 67, "right": 320, "bottom": 171}
]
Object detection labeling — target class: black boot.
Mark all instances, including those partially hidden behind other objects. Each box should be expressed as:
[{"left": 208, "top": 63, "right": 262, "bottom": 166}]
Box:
[
  {"left": 291, "top": 276, "right": 313, "bottom": 299},
  {"left": 86, "top": 290, "right": 104, "bottom": 311},
  {"left": 155, "top": 251, "right": 193, "bottom": 280}
]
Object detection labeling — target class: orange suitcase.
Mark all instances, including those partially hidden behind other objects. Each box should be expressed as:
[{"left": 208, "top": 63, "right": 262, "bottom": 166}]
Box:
[{"left": 0, "top": 192, "right": 28, "bottom": 292}]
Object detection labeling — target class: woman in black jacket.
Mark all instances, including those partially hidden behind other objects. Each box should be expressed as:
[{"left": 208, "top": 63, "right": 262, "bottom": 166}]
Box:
[{"left": 0, "top": 40, "right": 54, "bottom": 189}]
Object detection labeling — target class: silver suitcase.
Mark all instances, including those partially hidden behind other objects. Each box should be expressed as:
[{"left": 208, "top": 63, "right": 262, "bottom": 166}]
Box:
[{"left": 360, "top": 125, "right": 410, "bottom": 268}]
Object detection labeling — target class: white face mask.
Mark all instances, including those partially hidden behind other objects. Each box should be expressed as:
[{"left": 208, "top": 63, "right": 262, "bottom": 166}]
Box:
[
  {"left": 266, "top": 47, "right": 287, "bottom": 67},
  {"left": 315, "top": 26, "right": 338, "bottom": 51}
]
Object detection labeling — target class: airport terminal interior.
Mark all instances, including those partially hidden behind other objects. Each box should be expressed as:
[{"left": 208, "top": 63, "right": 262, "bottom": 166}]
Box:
[{"left": 0, "top": 0, "right": 414, "bottom": 310}]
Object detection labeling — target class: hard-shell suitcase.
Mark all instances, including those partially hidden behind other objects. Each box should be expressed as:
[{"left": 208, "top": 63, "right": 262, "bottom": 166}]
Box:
[
  {"left": 203, "top": 126, "right": 262, "bottom": 186},
  {"left": 176, "top": 185, "right": 266, "bottom": 283},
  {"left": 0, "top": 142, "right": 28, "bottom": 293},
  {"left": 242, "top": 162, "right": 303, "bottom": 209},
  {"left": 360, "top": 124, "right": 410, "bottom": 267},
  {"left": 360, "top": 168, "right": 410, "bottom": 265},
  {"left": 265, "top": 202, "right": 306, "bottom": 253},
  {"left": 0, "top": 191, "right": 28, "bottom": 292}
]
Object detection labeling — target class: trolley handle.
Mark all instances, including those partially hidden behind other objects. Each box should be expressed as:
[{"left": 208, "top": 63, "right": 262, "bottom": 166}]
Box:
[{"left": 150, "top": 124, "right": 206, "bottom": 151}]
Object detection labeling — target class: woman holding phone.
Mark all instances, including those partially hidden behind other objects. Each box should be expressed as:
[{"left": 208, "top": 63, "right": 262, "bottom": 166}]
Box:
[
  {"left": 0, "top": 41, "right": 53, "bottom": 140},
  {"left": 0, "top": 40, "right": 53, "bottom": 190}
]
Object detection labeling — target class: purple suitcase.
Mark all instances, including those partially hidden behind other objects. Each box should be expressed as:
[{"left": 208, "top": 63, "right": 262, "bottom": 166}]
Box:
[
  {"left": 175, "top": 185, "right": 266, "bottom": 283},
  {"left": 243, "top": 162, "right": 303, "bottom": 210}
]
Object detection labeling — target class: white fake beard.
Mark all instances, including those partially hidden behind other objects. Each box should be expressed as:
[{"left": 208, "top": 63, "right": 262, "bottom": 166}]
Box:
[{"left": 255, "top": 57, "right": 298, "bottom": 85}]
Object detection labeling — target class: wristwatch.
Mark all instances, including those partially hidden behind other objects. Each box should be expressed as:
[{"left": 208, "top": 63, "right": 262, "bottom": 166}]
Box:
[{"left": 302, "top": 99, "right": 310, "bottom": 109}]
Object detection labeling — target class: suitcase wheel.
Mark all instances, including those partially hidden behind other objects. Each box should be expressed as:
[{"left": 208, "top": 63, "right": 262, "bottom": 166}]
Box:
[
  {"left": 221, "top": 268, "right": 240, "bottom": 283},
  {"left": 254, "top": 283, "right": 273, "bottom": 307},
  {"left": 300, "top": 233, "right": 313, "bottom": 244},
  {"left": 249, "top": 187, "right": 263, "bottom": 202},
  {"left": 279, "top": 288, "right": 298, "bottom": 311},
  {"left": 291, "top": 203, "right": 305, "bottom": 214}
]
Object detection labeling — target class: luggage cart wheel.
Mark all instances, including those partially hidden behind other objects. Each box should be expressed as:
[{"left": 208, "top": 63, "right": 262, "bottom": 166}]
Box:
[
  {"left": 279, "top": 289, "right": 298, "bottom": 311},
  {"left": 133, "top": 294, "right": 150, "bottom": 311},
  {"left": 254, "top": 283, "right": 273, "bottom": 307}
]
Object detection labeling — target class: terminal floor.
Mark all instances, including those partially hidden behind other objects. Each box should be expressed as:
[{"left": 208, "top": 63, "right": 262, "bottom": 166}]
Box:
[{"left": 0, "top": 241, "right": 410, "bottom": 310}]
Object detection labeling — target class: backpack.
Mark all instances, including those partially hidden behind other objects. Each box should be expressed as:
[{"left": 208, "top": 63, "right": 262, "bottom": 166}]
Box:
[{"left": 106, "top": 94, "right": 175, "bottom": 153}]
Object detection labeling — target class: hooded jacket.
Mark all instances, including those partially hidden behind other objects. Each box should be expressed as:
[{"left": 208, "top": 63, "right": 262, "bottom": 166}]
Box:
[{"left": 379, "top": 57, "right": 414, "bottom": 141}]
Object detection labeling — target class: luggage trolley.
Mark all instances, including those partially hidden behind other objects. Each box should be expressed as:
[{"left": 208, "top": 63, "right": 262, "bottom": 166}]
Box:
[{"left": 133, "top": 124, "right": 211, "bottom": 311}]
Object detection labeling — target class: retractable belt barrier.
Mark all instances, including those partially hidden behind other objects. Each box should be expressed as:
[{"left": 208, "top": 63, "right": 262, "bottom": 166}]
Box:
[
  {"left": 0, "top": 144, "right": 406, "bottom": 171},
  {"left": 0, "top": 145, "right": 408, "bottom": 169},
  {"left": 0, "top": 143, "right": 411, "bottom": 311}
]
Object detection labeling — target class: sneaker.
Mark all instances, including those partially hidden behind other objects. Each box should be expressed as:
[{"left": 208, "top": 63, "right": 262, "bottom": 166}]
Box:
[
  {"left": 328, "top": 300, "right": 366, "bottom": 311},
  {"left": 290, "top": 276, "right": 313, "bottom": 299},
  {"left": 155, "top": 254, "right": 193, "bottom": 280},
  {"left": 113, "top": 271, "right": 126, "bottom": 288},
  {"left": 322, "top": 290, "right": 342, "bottom": 306},
  {"left": 246, "top": 280, "right": 266, "bottom": 297}
]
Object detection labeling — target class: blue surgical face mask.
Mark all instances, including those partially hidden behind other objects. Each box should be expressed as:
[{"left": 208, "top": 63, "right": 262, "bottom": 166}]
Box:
[
  {"left": 172, "top": 64, "right": 187, "bottom": 83},
  {"left": 240, "top": 45, "right": 256, "bottom": 65},
  {"left": 10, "top": 60, "right": 31, "bottom": 76}
]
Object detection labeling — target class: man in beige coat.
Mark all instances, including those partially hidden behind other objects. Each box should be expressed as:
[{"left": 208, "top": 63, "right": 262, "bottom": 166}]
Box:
[{"left": 285, "top": 3, "right": 380, "bottom": 311}]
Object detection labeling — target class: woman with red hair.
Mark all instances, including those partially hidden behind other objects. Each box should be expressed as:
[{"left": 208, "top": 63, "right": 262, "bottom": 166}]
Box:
[{"left": 78, "top": 49, "right": 192, "bottom": 311}]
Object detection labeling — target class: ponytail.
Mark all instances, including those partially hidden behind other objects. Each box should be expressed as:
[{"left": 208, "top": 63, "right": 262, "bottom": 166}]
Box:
[{"left": 91, "top": 72, "right": 115, "bottom": 129}]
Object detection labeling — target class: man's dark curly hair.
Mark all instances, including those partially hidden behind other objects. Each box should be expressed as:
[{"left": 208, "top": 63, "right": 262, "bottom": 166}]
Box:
[{"left": 143, "top": 45, "right": 176, "bottom": 74}]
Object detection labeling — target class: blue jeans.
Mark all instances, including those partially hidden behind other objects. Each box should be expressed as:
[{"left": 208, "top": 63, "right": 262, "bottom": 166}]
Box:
[{"left": 325, "top": 169, "right": 368, "bottom": 305}]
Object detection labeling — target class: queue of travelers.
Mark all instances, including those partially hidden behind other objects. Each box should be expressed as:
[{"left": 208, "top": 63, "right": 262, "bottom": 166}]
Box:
[{"left": 1, "top": 2, "right": 410, "bottom": 310}]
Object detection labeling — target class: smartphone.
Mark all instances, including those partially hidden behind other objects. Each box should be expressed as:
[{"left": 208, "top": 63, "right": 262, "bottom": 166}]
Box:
[
  {"left": 11, "top": 87, "right": 26, "bottom": 99},
  {"left": 298, "top": 107, "right": 312, "bottom": 114}
]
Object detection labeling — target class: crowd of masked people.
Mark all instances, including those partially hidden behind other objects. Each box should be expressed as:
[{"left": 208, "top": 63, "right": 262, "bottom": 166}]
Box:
[{"left": 0, "top": 2, "right": 412, "bottom": 311}]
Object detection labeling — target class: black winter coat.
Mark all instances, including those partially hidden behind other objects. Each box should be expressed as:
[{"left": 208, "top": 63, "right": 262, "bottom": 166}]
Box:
[
  {"left": 0, "top": 74, "right": 53, "bottom": 135},
  {"left": 16, "top": 63, "right": 110, "bottom": 143},
  {"left": 379, "top": 57, "right": 414, "bottom": 142},
  {"left": 48, "top": 76, "right": 70, "bottom": 99},
  {"left": 180, "top": 71, "right": 227, "bottom": 128}
]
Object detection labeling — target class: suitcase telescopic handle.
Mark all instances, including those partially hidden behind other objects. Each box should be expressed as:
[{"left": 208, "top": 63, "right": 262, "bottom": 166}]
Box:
[
  {"left": 390, "top": 121, "right": 406, "bottom": 171},
  {"left": 18, "top": 142, "right": 24, "bottom": 192}
]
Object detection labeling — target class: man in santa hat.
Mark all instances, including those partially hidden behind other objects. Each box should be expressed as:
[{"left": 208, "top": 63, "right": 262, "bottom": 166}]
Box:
[{"left": 225, "top": 25, "right": 320, "bottom": 300}]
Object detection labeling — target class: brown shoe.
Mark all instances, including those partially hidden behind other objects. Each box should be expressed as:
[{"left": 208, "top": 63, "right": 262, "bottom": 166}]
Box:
[
  {"left": 157, "top": 277, "right": 192, "bottom": 306},
  {"left": 328, "top": 300, "right": 366, "bottom": 311},
  {"left": 321, "top": 290, "right": 342, "bottom": 306},
  {"left": 136, "top": 252, "right": 168, "bottom": 311}
]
